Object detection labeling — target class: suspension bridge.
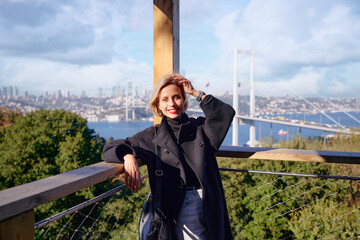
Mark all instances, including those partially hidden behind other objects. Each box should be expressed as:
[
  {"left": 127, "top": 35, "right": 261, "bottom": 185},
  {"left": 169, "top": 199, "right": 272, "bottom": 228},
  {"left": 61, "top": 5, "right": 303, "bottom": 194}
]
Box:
[
  {"left": 1, "top": 1, "right": 360, "bottom": 239},
  {"left": 231, "top": 48, "right": 360, "bottom": 147}
]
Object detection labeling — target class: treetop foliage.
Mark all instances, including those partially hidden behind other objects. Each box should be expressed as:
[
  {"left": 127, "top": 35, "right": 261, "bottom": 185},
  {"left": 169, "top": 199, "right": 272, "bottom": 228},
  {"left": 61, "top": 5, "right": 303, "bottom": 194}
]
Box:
[{"left": 0, "top": 108, "right": 103, "bottom": 190}]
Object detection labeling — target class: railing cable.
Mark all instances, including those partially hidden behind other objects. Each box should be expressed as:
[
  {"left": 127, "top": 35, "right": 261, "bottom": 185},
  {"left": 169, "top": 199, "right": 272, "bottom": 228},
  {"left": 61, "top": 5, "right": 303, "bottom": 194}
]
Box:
[
  {"left": 35, "top": 168, "right": 360, "bottom": 239},
  {"left": 219, "top": 167, "right": 360, "bottom": 180}
]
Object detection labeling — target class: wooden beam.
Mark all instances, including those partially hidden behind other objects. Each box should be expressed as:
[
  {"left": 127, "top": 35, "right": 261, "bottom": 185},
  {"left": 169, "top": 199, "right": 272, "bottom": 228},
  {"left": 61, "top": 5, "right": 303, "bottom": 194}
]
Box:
[
  {"left": 0, "top": 162, "right": 123, "bottom": 221},
  {"left": 0, "top": 210, "right": 34, "bottom": 240},
  {"left": 153, "top": 0, "right": 179, "bottom": 124},
  {"left": 217, "top": 146, "right": 360, "bottom": 164}
]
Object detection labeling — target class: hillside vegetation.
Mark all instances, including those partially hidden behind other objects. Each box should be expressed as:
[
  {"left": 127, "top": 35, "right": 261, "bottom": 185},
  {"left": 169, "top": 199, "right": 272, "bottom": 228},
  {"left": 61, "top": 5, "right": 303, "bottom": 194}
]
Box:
[{"left": 1, "top": 107, "right": 359, "bottom": 239}]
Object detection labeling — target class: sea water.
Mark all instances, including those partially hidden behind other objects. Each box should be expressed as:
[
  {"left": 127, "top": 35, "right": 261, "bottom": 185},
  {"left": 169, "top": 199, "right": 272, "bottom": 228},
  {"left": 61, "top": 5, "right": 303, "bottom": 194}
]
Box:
[{"left": 88, "top": 112, "right": 360, "bottom": 146}]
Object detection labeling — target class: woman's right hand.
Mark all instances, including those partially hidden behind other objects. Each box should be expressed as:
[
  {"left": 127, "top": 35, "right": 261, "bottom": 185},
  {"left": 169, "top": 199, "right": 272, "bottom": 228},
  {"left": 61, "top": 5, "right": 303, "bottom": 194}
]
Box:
[{"left": 123, "top": 154, "right": 141, "bottom": 192}]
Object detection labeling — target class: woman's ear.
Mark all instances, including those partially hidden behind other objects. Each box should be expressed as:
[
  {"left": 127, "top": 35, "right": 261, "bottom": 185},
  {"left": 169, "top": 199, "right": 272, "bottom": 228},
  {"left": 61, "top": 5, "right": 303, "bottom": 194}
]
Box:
[{"left": 156, "top": 101, "right": 162, "bottom": 115}]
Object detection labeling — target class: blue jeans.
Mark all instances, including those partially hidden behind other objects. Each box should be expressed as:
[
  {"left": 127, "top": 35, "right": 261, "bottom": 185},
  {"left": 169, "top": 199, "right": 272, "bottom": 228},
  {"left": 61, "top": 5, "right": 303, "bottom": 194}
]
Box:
[{"left": 175, "top": 189, "right": 207, "bottom": 240}]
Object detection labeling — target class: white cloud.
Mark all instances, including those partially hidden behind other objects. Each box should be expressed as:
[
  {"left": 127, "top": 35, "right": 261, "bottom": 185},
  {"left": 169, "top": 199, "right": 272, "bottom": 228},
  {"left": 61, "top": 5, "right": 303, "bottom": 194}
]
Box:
[
  {"left": 0, "top": 0, "right": 155, "bottom": 95},
  {"left": 0, "top": 0, "right": 359, "bottom": 98},
  {"left": 213, "top": 0, "right": 360, "bottom": 97},
  {"left": 326, "top": 80, "right": 349, "bottom": 95},
  {"left": 255, "top": 67, "right": 325, "bottom": 97},
  {"left": 0, "top": 0, "right": 153, "bottom": 65},
  {"left": 0, "top": 57, "right": 152, "bottom": 96}
]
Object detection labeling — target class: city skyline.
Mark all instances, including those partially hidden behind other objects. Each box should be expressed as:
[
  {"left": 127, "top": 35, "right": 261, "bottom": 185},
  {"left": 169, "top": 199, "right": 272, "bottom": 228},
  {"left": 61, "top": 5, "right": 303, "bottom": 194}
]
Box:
[
  {"left": 0, "top": 82, "right": 152, "bottom": 98},
  {"left": 0, "top": 0, "right": 360, "bottom": 98}
]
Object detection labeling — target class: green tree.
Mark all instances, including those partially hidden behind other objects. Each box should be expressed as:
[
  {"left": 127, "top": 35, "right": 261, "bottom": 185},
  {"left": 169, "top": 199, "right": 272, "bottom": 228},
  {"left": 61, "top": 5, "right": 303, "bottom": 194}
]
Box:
[
  {"left": 289, "top": 198, "right": 360, "bottom": 239},
  {"left": 0, "top": 109, "right": 103, "bottom": 189},
  {"left": 0, "top": 109, "right": 110, "bottom": 226}
]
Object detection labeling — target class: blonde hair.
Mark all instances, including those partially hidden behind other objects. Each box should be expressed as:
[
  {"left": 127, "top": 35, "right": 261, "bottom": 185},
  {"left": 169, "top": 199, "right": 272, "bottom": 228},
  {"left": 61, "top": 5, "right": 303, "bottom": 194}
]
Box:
[{"left": 149, "top": 74, "right": 188, "bottom": 116}]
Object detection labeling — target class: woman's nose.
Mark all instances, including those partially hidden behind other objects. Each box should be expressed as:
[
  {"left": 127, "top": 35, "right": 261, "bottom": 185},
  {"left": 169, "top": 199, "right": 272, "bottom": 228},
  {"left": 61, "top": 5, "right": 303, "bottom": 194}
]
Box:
[{"left": 169, "top": 98, "right": 176, "bottom": 106}]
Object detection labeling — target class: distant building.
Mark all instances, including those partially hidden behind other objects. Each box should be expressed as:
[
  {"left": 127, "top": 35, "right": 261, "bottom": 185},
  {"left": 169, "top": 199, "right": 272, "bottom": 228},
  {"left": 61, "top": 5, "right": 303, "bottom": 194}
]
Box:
[
  {"left": 85, "top": 114, "right": 99, "bottom": 122},
  {"left": 112, "top": 87, "right": 116, "bottom": 98},
  {"left": 106, "top": 115, "right": 120, "bottom": 122},
  {"left": 2, "top": 87, "right": 7, "bottom": 98},
  {"left": 56, "top": 90, "right": 62, "bottom": 99},
  {"left": 135, "top": 86, "right": 139, "bottom": 97},
  {"left": 119, "top": 87, "right": 125, "bottom": 97},
  {"left": 64, "top": 90, "right": 70, "bottom": 98},
  {"left": 9, "top": 86, "right": 14, "bottom": 98}
]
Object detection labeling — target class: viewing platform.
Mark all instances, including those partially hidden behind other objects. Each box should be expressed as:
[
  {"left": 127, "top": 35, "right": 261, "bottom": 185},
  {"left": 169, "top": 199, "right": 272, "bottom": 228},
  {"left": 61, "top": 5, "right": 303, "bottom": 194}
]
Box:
[
  {"left": 1, "top": 1, "right": 359, "bottom": 239},
  {"left": 1, "top": 146, "right": 360, "bottom": 239}
]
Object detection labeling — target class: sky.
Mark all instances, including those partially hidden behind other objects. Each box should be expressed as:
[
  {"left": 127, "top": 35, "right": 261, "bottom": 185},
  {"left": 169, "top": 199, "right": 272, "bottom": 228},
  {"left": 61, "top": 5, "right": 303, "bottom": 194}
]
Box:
[{"left": 0, "top": 0, "right": 359, "bottom": 98}]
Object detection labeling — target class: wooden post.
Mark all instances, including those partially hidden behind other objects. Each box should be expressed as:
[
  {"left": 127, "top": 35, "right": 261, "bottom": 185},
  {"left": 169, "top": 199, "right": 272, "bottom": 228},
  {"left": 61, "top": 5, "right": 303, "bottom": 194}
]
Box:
[
  {"left": 0, "top": 210, "right": 34, "bottom": 240},
  {"left": 153, "top": 0, "right": 179, "bottom": 124}
]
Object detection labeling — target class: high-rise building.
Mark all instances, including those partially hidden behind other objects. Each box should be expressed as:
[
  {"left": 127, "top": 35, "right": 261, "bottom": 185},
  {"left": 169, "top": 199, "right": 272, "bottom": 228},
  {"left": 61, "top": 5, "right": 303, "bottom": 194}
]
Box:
[
  {"left": 9, "top": 86, "right": 13, "bottom": 98},
  {"left": 135, "top": 86, "right": 139, "bottom": 97},
  {"left": 112, "top": 87, "right": 116, "bottom": 98},
  {"left": 119, "top": 87, "right": 125, "bottom": 97},
  {"left": 56, "top": 89, "right": 62, "bottom": 99},
  {"left": 2, "top": 87, "right": 7, "bottom": 98},
  {"left": 64, "top": 90, "right": 70, "bottom": 98},
  {"left": 15, "top": 87, "right": 19, "bottom": 97}
]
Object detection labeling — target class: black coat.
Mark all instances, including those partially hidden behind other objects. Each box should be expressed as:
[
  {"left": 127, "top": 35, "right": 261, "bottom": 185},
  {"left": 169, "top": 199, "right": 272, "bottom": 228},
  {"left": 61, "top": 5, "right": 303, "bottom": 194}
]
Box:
[{"left": 103, "top": 95, "right": 235, "bottom": 240}]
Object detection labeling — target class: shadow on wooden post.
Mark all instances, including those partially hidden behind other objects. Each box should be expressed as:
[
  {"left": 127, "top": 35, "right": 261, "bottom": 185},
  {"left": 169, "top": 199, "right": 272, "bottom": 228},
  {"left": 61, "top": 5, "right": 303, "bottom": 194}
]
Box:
[{"left": 0, "top": 210, "right": 34, "bottom": 240}]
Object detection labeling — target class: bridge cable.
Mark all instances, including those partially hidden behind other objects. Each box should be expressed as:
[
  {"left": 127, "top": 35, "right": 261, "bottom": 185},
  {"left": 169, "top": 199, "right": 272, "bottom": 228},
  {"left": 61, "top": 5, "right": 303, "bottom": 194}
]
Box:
[{"left": 284, "top": 84, "right": 346, "bottom": 130}]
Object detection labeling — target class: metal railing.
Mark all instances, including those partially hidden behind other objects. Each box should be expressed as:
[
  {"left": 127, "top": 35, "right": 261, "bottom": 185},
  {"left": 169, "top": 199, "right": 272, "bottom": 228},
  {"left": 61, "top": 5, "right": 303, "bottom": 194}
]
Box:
[
  {"left": 34, "top": 165, "right": 360, "bottom": 239},
  {"left": 1, "top": 146, "right": 360, "bottom": 240}
]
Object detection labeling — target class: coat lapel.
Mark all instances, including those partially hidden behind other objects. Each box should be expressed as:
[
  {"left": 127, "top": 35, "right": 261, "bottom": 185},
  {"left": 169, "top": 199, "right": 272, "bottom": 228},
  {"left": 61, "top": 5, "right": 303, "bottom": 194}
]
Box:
[
  {"left": 152, "top": 117, "right": 181, "bottom": 161},
  {"left": 181, "top": 120, "right": 205, "bottom": 182}
]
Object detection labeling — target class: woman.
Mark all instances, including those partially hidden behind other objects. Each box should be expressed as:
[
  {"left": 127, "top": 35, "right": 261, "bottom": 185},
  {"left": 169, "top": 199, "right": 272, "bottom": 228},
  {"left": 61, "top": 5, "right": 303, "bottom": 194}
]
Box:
[{"left": 103, "top": 74, "right": 235, "bottom": 239}]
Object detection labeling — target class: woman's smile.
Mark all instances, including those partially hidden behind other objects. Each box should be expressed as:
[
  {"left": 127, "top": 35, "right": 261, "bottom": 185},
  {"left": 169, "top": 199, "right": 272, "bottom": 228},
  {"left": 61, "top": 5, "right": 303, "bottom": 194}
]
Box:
[{"left": 168, "top": 108, "right": 178, "bottom": 114}]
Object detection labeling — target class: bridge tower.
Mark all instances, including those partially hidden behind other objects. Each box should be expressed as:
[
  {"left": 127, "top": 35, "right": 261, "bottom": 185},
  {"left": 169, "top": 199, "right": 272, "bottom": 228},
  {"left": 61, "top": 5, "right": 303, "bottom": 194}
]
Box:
[
  {"left": 125, "top": 82, "right": 136, "bottom": 121},
  {"left": 232, "top": 49, "right": 256, "bottom": 147},
  {"left": 249, "top": 49, "right": 255, "bottom": 147}
]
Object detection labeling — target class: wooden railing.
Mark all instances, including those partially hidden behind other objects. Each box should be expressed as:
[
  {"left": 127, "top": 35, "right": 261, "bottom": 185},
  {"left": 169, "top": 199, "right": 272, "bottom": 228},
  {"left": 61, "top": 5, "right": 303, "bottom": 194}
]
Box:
[{"left": 1, "top": 146, "right": 359, "bottom": 240}]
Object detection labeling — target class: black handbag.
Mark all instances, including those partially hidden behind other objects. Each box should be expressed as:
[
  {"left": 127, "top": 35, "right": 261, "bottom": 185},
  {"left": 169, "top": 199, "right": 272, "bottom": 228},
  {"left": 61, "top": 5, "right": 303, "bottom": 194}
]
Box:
[
  {"left": 139, "top": 192, "right": 163, "bottom": 240},
  {"left": 139, "top": 127, "right": 166, "bottom": 240}
]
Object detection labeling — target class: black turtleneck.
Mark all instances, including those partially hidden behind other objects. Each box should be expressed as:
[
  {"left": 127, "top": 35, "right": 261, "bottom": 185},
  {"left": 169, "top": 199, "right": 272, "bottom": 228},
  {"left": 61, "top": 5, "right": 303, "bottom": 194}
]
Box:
[{"left": 166, "top": 114, "right": 201, "bottom": 189}]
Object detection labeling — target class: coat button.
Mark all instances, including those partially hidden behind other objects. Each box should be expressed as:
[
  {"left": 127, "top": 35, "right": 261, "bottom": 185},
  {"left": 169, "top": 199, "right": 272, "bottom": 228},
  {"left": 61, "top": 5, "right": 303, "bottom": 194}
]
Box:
[
  {"left": 164, "top": 149, "right": 169, "bottom": 153},
  {"left": 199, "top": 142, "right": 204, "bottom": 147}
]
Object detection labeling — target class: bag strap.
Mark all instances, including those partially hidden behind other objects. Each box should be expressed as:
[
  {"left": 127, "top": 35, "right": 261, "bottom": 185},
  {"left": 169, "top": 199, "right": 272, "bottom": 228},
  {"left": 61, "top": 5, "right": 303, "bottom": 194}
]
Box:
[{"left": 153, "top": 125, "right": 163, "bottom": 210}]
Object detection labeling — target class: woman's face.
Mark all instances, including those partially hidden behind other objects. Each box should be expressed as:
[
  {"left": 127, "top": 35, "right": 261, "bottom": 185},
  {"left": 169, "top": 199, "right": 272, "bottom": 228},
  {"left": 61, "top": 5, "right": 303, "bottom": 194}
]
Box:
[{"left": 158, "top": 84, "right": 185, "bottom": 119}]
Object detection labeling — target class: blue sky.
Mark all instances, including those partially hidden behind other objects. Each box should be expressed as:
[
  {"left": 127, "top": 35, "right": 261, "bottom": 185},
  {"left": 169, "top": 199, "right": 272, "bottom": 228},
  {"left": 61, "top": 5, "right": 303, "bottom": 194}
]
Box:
[{"left": 0, "top": 0, "right": 359, "bottom": 98}]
